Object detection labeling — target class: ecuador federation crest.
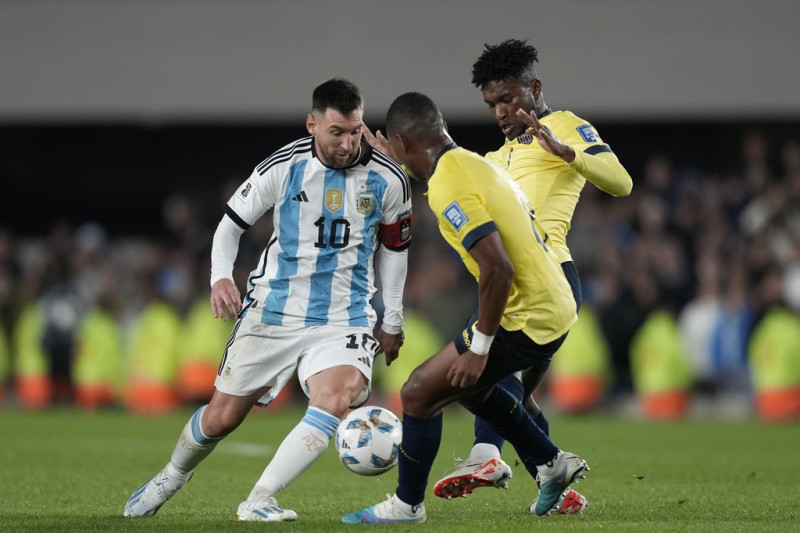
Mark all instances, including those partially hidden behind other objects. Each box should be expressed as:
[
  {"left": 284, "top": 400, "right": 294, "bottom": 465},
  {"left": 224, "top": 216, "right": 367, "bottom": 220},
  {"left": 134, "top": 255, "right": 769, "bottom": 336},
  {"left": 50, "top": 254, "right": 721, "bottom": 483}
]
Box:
[
  {"left": 357, "top": 190, "right": 375, "bottom": 215},
  {"left": 324, "top": 188, "right": 344, "bottom": 213}
]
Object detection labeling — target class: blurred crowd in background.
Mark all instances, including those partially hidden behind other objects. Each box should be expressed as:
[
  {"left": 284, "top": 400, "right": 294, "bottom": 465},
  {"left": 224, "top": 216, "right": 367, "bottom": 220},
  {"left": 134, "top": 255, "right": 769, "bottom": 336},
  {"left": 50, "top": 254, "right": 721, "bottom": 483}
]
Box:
[{"left": 1, "top": 129, "right": 800, "bottom": 423}]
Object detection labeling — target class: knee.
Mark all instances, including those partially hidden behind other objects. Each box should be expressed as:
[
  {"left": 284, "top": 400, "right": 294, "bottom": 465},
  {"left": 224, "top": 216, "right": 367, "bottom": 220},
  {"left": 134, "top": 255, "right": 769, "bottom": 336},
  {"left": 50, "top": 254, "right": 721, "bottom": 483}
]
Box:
[
  {"left": 201, "top": 406, "right": 244, "bottom": 438},
  {"left": 325, "top": 392, "right": 360, "bottom": 418},
  {"left": 310, "top": 376, "right": 366, "bottom": 418},
  {"left": 400, "top": 370, "right": 429, "bottom": 415}
]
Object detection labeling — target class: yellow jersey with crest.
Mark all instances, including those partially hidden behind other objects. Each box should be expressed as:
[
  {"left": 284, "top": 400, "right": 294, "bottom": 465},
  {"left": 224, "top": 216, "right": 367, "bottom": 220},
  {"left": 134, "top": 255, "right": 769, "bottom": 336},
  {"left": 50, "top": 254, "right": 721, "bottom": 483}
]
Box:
[
  {"left": 426, "top": 145, "right": 577, "bottom": 344},
  {"left": 485, "top": 110, "right": 631, "bottom": 264}
]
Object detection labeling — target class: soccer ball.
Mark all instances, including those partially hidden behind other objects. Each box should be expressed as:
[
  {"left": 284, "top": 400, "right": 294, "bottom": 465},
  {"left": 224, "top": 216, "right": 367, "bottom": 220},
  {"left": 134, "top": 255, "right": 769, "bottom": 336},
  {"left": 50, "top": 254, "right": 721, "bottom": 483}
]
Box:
[{"left": 335, "top": 405, "right": 402, "bottom": 476}]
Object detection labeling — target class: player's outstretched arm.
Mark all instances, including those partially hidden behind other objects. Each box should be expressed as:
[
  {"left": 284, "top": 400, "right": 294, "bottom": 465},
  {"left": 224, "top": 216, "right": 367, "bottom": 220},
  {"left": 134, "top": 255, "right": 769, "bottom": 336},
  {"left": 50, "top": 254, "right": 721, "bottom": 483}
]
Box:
[{"left": 516, "top": 109, "right": 632, "bottom": 197}]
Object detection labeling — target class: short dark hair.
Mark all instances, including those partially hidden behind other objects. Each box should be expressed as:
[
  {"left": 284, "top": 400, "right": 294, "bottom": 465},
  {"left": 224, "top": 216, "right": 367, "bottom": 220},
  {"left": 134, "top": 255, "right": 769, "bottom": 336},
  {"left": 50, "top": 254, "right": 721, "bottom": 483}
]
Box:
[
  {"left": 311, "top": 78, "right": 363, "bottom": 115},
  {"left": 385, "top": 92, "right": 442, "bottom": 139},
  {"left": 471, "top": 38, "right": 539, "bottom": 89}
]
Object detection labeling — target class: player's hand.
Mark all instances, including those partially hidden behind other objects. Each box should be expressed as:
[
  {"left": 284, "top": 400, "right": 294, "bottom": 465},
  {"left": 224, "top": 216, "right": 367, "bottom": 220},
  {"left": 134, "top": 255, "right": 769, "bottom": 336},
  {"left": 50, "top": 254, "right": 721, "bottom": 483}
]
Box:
[
  {"left": 210, "top": 278, "right": 242, "bottom": 321},
  {"left": 446, "top": 351, "right": 488, "bottom": 389},
  {"left": 363, "top": 124, "right": 400, "bottom": 164},
  {"left": 377, "top": 329, "right": 404, "bottom": 366},
  {"left": 516, "top": 108, "right": 575, "bottom": 163}
]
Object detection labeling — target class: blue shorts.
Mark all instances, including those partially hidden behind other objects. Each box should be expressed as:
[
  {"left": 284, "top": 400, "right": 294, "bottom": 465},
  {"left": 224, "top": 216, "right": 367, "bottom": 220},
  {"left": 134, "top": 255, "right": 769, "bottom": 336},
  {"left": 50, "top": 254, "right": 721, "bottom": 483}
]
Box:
[{"left": 452, "top": 261, "right": 579, "bottom": 385}]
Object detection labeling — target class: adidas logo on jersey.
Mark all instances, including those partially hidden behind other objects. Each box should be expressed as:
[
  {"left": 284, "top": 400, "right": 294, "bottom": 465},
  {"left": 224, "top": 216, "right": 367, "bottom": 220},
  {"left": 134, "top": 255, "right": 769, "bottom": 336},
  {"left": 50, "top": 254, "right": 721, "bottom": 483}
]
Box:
[
  {"left": 358, "top": 356, "right": 371, "bottom": 368},
  {"left": 292, "top": 191, "right": 309, "bottom": 202}
]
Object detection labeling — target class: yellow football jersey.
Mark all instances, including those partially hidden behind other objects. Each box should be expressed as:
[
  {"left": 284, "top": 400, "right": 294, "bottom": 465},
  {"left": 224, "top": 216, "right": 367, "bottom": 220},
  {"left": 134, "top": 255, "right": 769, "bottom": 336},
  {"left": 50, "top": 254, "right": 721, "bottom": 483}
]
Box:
[
  {"left": 426, "top": 145, "right": 577, "bottom": 344},
  {"left": 485, "top": 110, "right": 631, "bottom": 264}
]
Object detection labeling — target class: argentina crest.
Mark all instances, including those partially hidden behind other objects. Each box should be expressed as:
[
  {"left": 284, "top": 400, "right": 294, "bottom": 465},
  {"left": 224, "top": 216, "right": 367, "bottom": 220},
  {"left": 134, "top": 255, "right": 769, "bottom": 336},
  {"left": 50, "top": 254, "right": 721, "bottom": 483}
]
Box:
[
  {"left": 324, "top": 188, "right": 343, "bottom": 213},
  {"left": 357, "top": 188, "right": 375, "bottom": 215}
]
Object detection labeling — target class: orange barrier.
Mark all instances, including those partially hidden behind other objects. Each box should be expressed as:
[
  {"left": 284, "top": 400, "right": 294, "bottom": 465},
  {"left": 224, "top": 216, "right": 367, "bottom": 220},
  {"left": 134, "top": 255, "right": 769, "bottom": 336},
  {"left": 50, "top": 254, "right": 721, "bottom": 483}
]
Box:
[
  {"left": 176, "top": 361, "right": 218, "bottom": 404},
  {"left": 549, "top": 375, "right": 604, "bottom": 413},
  {"left": 640, "top": 390, "right": 690, "bottom": 420},
  {"left": 14, "top": 375, "right": 52, "bottom": 410},
  {"left": 75, "top": 383, "right": 117, "bottom": 410},
  {"left": 125, "top": 376, "right": 178, "bottom": 414},
  {"left": 754, "top": 387, "right": 800, "bottom": 423}
]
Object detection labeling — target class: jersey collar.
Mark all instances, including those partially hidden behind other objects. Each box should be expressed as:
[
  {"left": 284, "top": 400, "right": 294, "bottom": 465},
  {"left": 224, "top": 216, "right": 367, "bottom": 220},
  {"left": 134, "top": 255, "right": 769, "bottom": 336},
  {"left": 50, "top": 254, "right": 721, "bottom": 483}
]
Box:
[{"left": 431, "top": 142, "right": 458, "bottom": 176}]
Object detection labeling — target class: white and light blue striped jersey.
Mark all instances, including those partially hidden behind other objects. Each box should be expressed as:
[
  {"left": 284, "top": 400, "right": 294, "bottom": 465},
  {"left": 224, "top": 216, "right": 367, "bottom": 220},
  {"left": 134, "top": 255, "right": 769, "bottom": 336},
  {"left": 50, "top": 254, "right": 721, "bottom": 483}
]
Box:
[{"left": 226, "top": 136, "right": 412, "bottom": 328}]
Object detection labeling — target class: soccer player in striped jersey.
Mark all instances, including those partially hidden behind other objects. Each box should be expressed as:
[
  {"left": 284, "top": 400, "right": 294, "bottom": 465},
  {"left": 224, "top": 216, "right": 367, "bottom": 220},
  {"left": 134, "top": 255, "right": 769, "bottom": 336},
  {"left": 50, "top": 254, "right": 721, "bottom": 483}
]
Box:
[
  {"left": 343, "top": 92, "right": 587, "bottom": 525},
  {"left": 124, "top": 78, "right": 412, "bottom": 522},
  {"left": 433, "top": 38, "right": 632, "bottom": 515}
]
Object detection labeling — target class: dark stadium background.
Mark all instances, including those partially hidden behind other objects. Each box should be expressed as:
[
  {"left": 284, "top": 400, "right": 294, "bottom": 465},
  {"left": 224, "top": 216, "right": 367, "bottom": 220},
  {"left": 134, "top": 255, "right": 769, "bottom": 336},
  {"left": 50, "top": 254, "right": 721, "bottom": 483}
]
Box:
[{"left": 3, "top": 120, "right": 798, "bottom": 237}]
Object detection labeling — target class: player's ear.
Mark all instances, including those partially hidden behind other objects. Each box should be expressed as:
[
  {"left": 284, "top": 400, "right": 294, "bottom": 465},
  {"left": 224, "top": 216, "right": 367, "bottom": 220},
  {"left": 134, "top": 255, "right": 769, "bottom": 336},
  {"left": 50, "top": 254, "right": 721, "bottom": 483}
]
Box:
[
  {"left": 395, "top": 132, "right": 412, "bottom": 156},
  {"left": 531, "top": 78, "right": 542, "bottom": 99},
  {"left": 306, "top": 113, "right": 316, "bottom": 135}
]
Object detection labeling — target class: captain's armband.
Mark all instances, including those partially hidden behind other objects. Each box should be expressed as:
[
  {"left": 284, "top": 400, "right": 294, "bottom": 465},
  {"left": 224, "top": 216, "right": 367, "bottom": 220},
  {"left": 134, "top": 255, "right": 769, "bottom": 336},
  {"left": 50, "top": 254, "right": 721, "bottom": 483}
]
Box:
[{"left": 379, "top": 213, "right": 412, "bottom": 251}]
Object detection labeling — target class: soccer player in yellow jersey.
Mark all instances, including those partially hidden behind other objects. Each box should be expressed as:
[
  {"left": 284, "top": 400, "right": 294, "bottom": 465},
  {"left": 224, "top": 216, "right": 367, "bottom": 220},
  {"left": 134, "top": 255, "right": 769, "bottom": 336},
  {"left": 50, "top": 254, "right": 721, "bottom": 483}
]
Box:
[
  {"left": 343, "top": 92, "right": 588, "bottom": 525},
  {"left": 434, "top": 38, "right": 633, "bottom": 514}
]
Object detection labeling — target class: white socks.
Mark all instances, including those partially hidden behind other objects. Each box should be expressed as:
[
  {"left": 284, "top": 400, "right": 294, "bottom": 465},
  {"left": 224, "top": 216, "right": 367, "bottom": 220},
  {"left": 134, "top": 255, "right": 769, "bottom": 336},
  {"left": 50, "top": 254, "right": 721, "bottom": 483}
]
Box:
[
  {"left": 169, "top": 405, "right": 223, "bottom": 476},
  {"left": 470, "top": 443, "right": 501, "bottom": 460},
  {"left": 536, "top": 450, "right": 561, "bottom": 475},
  {"left": 247, "top": 407, "right": 339, "bottom": 501},
  {"left": 392, "top": 494, "right": 416, "bottom": 515}
]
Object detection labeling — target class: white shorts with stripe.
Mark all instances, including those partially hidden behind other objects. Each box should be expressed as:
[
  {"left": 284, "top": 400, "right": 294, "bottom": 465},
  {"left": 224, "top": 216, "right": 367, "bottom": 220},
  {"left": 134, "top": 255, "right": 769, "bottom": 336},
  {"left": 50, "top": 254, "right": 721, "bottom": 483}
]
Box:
[{"left": 214, "top": 311, "right": 380, "bottom": 407}]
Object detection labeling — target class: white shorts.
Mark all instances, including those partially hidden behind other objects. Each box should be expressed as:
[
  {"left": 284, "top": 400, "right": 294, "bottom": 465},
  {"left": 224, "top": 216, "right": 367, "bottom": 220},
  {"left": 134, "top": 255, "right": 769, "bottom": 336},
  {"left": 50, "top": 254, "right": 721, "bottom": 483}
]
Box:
[{"left": 214, "top": 311, "right": 380, "bottom": 407}]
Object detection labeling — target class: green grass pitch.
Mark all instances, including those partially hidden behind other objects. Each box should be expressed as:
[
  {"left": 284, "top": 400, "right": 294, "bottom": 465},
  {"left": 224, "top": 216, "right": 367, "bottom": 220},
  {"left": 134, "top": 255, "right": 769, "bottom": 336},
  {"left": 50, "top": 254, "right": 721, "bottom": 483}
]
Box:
[{"left": 1, "top": 405, "right": 798, "bottom": 532}]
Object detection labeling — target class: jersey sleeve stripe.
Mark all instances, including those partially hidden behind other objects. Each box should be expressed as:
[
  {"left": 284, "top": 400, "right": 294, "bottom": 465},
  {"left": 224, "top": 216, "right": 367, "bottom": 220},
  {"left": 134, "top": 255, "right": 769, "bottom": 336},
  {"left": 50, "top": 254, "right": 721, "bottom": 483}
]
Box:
[
  {"left": 584, "top": 145, "right": 613, "bottom": 156},
  {"left": 462, "top": 221, "right": 498, "bottom": 251},
  {"left": 241, "top": 235, "right": 276, "bottom": 318},
  {"left": 372, "top": 150, "right": 411, "bottom": 202},
  {"left": 256, "top": 137, "right": 313, "bottom": 175},
  {"left": 225, "top": 206, "right": 251, "bottom": 230}
]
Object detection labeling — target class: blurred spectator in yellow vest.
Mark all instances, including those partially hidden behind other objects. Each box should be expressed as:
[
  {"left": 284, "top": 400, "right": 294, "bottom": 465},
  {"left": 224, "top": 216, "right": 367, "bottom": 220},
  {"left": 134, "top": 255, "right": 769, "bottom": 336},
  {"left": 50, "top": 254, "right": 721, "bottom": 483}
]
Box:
[
  {"left": 12, "top": 302, "right": 50, "bottom": 409},
  {"left": 0, "top": 319, "right": 9, "bottom": 406},
  {"left": 177, "top": 295, "right": 234, "bottom": 405},
  {"left": 630, "top": 309, "right": 693, "bottom": 419},
  {"left": 73, "top": 303, "right": 123, "bottom": 410},
  {"left": 748, "top": 306, "right": 800, "bottom": 422},
  {"left": 124, "top": 248, "right": 182, "bottom": 414},
  {"left": 547, "top": 305, "right": 612, "bottom": 413}
]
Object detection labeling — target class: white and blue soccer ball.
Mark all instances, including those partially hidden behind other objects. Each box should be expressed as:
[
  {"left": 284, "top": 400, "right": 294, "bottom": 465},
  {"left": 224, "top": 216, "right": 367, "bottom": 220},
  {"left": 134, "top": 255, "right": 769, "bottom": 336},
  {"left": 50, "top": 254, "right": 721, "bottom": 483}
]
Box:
[{"left": 335, "top": 405, "right": 402, "bottom": 476}]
